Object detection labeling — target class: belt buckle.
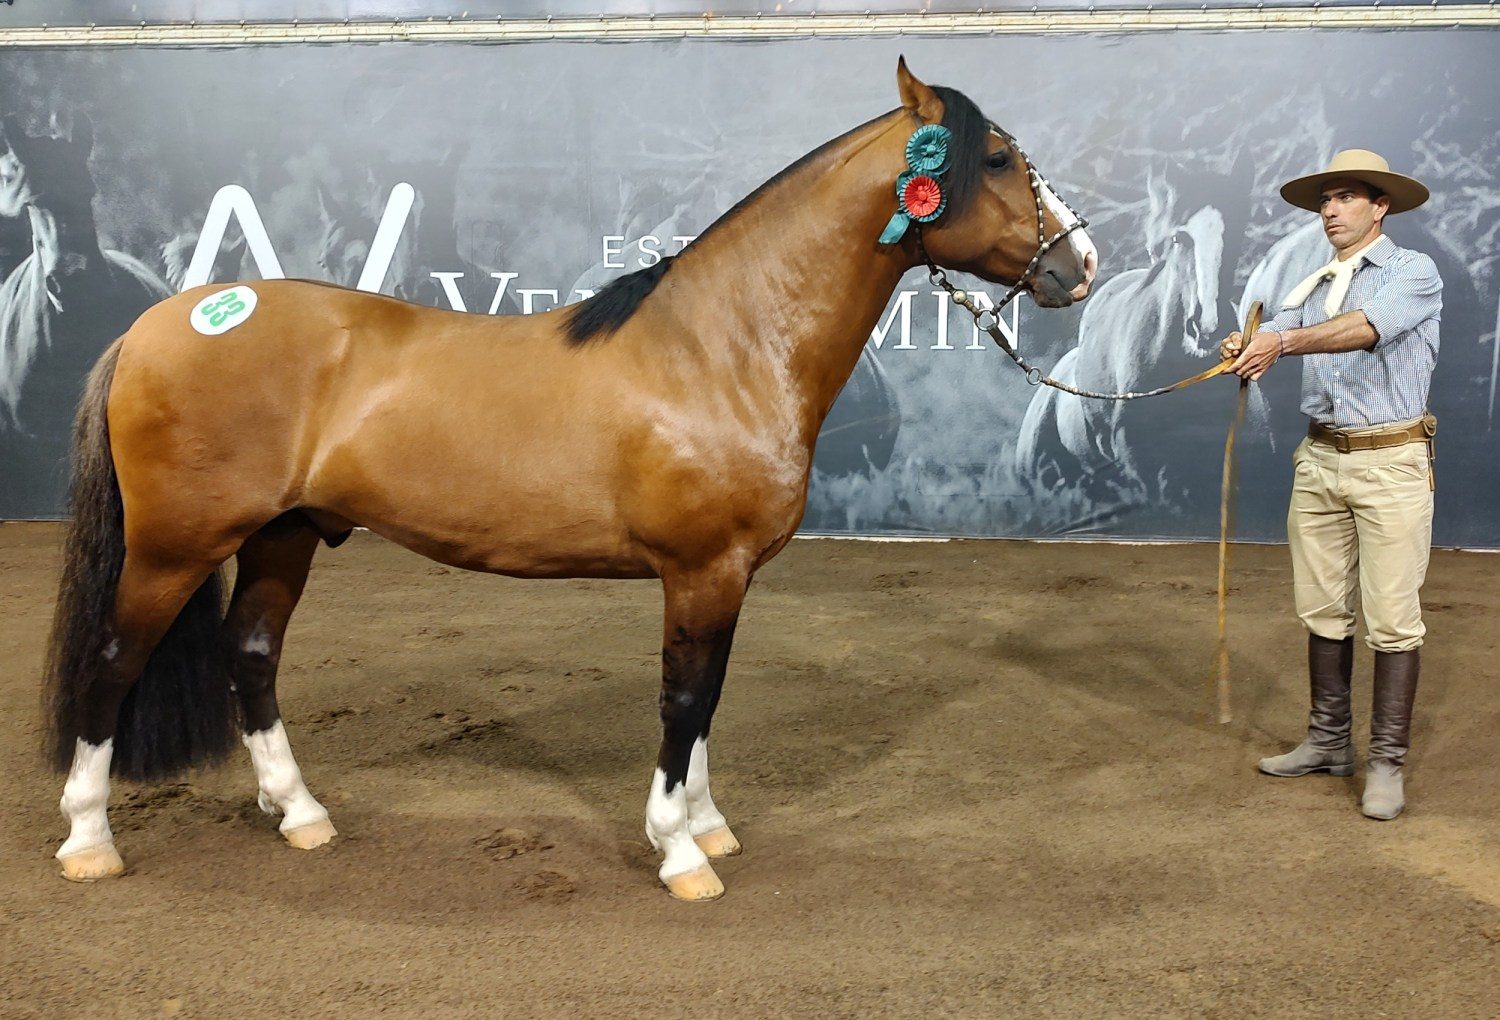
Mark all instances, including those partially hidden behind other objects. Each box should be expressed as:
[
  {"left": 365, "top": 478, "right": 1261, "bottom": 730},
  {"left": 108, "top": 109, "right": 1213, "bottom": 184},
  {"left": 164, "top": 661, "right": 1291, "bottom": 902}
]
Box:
[{"left": 1333, "top": 433, "right": 1352, "bottom": 454}]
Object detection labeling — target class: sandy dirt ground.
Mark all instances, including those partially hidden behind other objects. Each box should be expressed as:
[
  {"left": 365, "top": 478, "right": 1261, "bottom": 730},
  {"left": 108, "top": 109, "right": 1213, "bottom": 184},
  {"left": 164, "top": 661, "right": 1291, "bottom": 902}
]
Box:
[{"left": 1, "top": 522, "right": 1497, "bottom": 1017}]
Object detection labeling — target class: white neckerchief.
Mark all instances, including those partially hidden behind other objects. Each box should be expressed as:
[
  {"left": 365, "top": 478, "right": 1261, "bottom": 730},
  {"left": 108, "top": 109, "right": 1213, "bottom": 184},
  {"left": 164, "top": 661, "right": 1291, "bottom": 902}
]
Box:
[{"left": 1280, "top": 234, "right": 1386, "bottom": 319}]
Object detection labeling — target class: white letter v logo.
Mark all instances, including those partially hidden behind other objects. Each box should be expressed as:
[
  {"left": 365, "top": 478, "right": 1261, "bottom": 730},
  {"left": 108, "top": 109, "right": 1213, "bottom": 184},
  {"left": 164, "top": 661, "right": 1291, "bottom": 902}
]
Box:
[
  {"left": 180, "top": 185, "right": 284, "bottom": 290},
  {"left": 180, "top": 183, "right": 416, "bottom": 294}
]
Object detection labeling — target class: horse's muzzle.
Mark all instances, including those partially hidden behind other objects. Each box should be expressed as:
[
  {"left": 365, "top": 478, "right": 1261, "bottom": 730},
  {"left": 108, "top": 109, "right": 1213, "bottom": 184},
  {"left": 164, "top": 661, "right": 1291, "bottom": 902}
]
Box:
[
  {"left": 1032, "top": 245, "right": 1094, "bottom": 307},
  {"left": 1032, "top": 267, "right": 1086, "bottom": 308}
]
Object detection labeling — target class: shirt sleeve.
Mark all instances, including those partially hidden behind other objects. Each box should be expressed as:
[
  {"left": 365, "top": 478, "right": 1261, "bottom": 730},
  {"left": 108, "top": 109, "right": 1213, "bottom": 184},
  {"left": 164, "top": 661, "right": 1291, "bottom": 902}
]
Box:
[
  {"left": 1360, "top": 253, "right": 1442, "bottom": 349},
  {"left": 1262, "top": 307, "right": 1302, "bottom": 334}
]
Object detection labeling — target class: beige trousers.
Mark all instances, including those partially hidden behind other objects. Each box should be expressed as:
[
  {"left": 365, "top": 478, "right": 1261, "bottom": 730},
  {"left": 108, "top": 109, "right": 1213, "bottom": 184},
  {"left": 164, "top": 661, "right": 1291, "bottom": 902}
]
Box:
[{"left": 1287, "top": 425, "right": 1434, "bottom": 652}]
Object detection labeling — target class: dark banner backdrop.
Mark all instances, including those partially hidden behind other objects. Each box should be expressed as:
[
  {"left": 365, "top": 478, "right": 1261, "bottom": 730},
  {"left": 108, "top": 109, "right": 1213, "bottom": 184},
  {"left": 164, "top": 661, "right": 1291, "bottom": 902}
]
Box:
[{"left": 0, "top": 32, "right": 1496, "bottom": 543}]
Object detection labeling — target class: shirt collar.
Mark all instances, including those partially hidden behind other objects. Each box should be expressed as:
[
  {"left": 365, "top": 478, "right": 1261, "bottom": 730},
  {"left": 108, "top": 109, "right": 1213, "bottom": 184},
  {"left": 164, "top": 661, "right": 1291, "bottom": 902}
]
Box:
[{"left": 1359, "top": 234, "right": 1395, "bottom": 268}]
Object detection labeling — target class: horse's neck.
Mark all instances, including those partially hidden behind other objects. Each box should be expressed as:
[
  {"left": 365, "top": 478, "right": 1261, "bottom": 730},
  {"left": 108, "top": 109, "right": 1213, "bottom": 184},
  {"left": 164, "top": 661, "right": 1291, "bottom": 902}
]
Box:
[
  {"left": 1133, "top": 268, "right": 1193, "bottom": 388},
  {"left": 662, "top": 112, "right": 915, "bottom": 431}
]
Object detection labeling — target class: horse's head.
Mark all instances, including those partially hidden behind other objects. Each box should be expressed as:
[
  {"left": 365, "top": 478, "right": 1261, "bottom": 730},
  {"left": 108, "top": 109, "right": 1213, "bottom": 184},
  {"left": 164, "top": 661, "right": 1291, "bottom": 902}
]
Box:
[
  {"left": 893, "top": 60, "right": 1097, "bottom": 308},
  {"left": 1160, "top": 207, "right": 1224, "bottom": 356},
  {"left": 1170, "top": 204, "right": 1218, "bottom": 354},
  {"left": 1139, "top": 173, "right": 1223, "bottom": 355}
]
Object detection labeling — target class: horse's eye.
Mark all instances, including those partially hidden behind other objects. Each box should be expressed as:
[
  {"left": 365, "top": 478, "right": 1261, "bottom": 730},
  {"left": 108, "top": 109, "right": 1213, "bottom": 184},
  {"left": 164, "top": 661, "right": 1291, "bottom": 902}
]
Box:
[{"left": 986, "top": 150, "right": 1012, "bottom": 172}]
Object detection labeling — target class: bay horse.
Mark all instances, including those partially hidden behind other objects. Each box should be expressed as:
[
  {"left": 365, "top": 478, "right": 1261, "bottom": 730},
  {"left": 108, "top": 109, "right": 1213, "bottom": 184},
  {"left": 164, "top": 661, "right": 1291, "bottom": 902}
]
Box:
[{"left": 44, "top": 60, "right": 1096, "bottom": 901}]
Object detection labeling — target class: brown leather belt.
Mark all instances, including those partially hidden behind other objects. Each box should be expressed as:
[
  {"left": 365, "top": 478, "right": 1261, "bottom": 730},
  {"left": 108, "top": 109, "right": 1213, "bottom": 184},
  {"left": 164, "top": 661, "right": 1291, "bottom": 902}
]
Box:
[{"left": 1308, "top": 412, "right": 1437, "bottom": 453}]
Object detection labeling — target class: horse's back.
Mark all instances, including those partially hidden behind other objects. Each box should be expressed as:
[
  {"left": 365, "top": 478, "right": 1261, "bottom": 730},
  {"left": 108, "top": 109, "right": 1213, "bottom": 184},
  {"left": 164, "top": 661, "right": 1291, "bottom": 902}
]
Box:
[
  {"left": 108, "top": 278, "right": 810, "bottom": 577},
  {"left": 109, "top": 280, "right": 658, "bottom": 572}
]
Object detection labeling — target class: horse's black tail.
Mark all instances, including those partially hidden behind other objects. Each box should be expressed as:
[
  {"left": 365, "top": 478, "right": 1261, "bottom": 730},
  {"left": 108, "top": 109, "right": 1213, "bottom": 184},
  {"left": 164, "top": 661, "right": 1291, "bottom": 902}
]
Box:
[{"left": 43, "top": 339, "right": 238, "bottom": 780}]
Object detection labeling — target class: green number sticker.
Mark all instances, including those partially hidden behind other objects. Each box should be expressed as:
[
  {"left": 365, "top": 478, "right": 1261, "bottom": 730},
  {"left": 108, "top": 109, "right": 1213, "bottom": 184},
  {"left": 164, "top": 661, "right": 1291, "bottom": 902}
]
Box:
[{"left": 191, "top": 285, "right": 258, "bottom": 336}]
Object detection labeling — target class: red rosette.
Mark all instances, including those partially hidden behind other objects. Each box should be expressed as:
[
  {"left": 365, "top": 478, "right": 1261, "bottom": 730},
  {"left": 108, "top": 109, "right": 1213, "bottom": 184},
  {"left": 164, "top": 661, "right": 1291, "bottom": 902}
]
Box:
[{"left": 901, "top": 174, "right": 944, "bottom": 219}]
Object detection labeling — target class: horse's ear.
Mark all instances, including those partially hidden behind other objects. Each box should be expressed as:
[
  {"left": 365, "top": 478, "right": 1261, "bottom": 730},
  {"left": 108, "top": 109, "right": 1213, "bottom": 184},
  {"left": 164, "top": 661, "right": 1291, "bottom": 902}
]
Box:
[
  {"left": 1146, "top": 168, "right": 1176, "bottom": 237},
  {"left": 896, "top": 56, "right": 944, "bottom": 124},
  {"left": 1141, "top": 168, "right": 1168, "bottom": 255}
]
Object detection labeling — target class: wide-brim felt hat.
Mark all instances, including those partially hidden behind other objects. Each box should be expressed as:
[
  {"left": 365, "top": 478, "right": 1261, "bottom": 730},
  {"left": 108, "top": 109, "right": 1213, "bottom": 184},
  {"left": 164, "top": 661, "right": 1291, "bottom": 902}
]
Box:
[{"left": 1279, "top": 148, "right": 1429, "bottom": 215}]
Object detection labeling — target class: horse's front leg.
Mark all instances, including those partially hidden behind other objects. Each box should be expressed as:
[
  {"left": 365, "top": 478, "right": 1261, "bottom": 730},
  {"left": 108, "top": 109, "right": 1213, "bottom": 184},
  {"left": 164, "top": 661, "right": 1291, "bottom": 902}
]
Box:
[
  {"left": 686, "top": 725, "right": 740, "bottom": 859},
  {"left": 646, "top": 561, "right": 747, "bottom": 901}
]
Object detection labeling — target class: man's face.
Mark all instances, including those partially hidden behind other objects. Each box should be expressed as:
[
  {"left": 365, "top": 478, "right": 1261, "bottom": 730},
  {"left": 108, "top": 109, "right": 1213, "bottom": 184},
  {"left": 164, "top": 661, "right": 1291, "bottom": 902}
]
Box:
[{"left": 1319, "top": 177, "right": 1388, "bottom": 252}]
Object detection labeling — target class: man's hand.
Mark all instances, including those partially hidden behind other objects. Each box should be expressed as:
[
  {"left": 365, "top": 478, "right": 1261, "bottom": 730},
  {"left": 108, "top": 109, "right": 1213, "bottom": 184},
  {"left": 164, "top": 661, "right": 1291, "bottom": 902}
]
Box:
[{"left": 1226, "top": 330, "right": 1280, "bottom": 382}]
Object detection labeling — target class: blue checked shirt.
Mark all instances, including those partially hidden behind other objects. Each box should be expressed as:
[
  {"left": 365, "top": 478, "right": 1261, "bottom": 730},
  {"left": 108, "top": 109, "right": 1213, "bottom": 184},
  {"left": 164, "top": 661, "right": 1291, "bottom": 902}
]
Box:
[{"left": 1264, "top": 234, "right": 1442, "bottom": 428}]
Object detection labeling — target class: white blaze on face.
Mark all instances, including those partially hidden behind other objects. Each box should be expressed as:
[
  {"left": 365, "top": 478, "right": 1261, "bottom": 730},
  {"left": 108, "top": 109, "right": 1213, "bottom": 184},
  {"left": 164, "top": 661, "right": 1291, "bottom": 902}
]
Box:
[
  {"left": 1039, "top": 180, "right": 1098, "bottom": 298},
  {"left": 989, "top": 127, "right": 1097, "bottom": 298}
]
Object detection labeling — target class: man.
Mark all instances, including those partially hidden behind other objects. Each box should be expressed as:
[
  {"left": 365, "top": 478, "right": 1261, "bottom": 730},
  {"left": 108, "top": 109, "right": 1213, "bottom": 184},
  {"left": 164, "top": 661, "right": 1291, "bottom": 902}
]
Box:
[{"left": 1221, "top": 149, "right": 1441, "bottom": 820}]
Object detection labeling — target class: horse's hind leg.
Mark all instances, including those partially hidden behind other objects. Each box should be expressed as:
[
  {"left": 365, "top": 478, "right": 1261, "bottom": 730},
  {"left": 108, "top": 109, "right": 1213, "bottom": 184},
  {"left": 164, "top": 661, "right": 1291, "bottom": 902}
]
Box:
[
  {"left": 57, "top": 555, "right": 224, "bottom": 881},
  {"left": 224, "top": 520, "right": 335, "bottom": 850},
  {"left": 646, "top": 561, "right": 748, "bottom": 901}
]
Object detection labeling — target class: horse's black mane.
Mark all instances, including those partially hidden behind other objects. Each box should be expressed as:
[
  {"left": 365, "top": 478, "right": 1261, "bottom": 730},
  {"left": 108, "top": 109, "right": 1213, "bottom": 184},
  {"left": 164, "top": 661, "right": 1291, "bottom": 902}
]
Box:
[{"left": 564, "top": 84, "right": 991, "bottom": 346}]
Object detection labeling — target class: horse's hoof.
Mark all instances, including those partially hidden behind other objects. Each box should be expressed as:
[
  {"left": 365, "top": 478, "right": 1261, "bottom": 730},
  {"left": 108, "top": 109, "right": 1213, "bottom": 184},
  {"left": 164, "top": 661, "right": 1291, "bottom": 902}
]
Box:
[
  {"left": 663, "top": 863, "right": 725, "bottom": 902},
  {"left": 693, "top": 826, "right": 742, "bottom": 859},
  {"left": 283, "top": 817, "right": 337, "bottom": 850},
  {"left": 58, "top": 843, "right": 125, "bottom": 882}
]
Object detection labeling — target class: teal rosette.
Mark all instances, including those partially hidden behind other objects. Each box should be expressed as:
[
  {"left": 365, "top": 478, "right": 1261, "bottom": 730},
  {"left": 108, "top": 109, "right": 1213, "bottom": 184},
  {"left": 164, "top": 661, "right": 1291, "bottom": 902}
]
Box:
[
  {"left": 904, "top": 124, "right": 951, "bottom": 175},
  {"left": 879, "top": 124, "right": 954, "bottom": 244}
]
